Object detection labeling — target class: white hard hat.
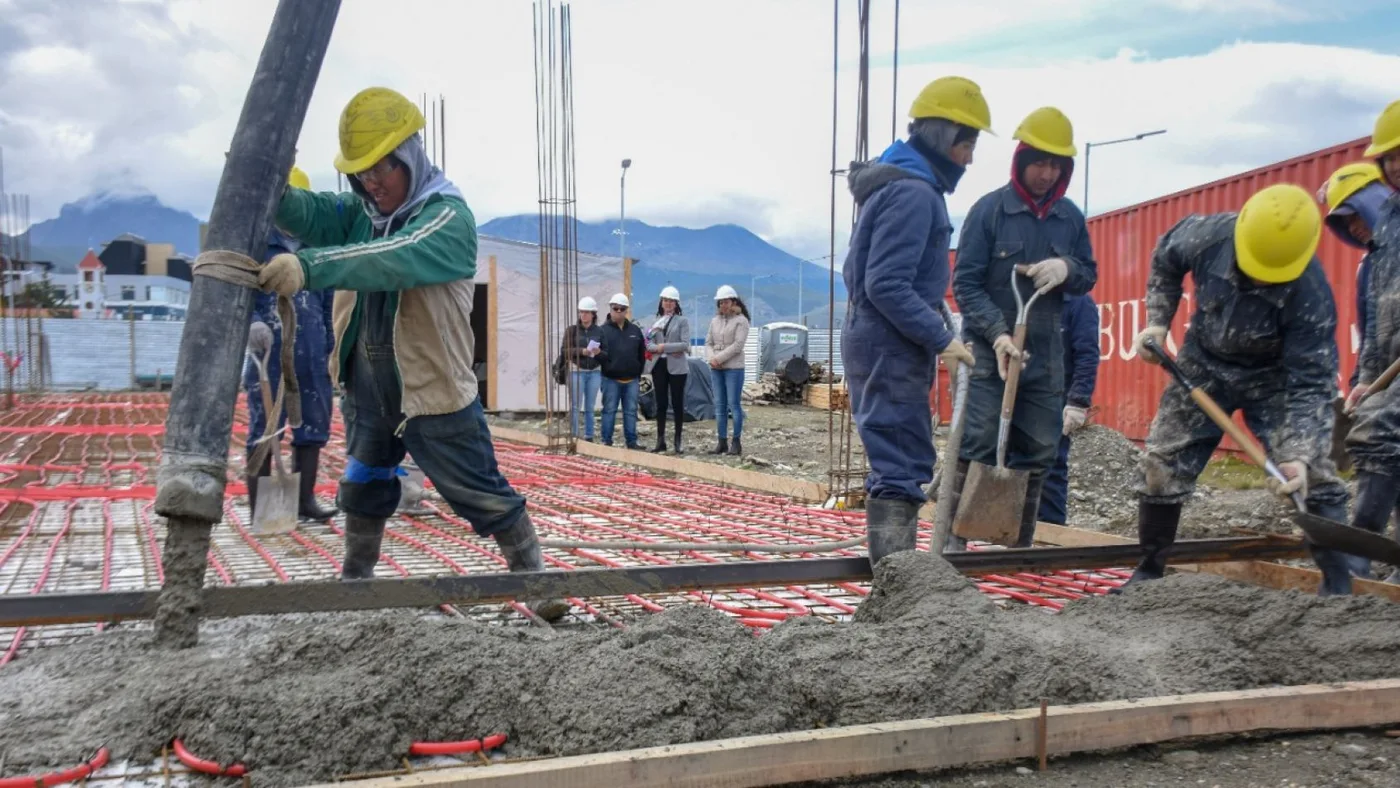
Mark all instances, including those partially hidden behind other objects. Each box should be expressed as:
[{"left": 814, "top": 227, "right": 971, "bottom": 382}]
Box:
[
  {"left": 660, "top": 285, "right": 681, "bottom": 301},
  {"left": 577, "top": 296, "right": 598, "bottom": 312},
  {"left": 609, "top": 292, "right": 630, "bottom": 308},
  {"left": 715, "top": 284, "right": 739, "bottom": 301}
]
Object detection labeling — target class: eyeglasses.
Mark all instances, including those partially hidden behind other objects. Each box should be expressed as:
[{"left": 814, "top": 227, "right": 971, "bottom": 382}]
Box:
[
  {"left": 354, "top": 158, "right": 398, "bottom": 186},
  {"left": 610, "top": 306, "right": 627, "bottom": 312}
]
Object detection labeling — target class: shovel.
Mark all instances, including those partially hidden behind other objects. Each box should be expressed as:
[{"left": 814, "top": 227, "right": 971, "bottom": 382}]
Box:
[
  {"left": 249, "top": 348, "right": 299, "bottom": 535},
  {"left": 953, "top": 265, "right": 1042, "bottom": 546},
  {"left": 1142, "top": 337, "right": 1400, "bottom": 566}
]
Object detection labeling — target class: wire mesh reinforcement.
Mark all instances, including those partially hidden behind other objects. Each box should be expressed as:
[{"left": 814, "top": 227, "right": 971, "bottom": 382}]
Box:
[{"left": 0, "top": 392, "right": 1132, "bottom": 666}]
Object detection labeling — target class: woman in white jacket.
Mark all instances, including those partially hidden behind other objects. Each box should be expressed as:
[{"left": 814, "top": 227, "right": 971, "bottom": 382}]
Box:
[{"left": 705, "top": 285, "right": 751, "bottom": 456}]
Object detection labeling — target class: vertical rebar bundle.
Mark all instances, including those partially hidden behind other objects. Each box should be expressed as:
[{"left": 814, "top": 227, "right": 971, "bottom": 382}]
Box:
[
  {"left": 418, "top": 94, "right": 447, "bottom": 173},
  {"left": 533, "top": 1, "right": 580, "bottom": 454}
]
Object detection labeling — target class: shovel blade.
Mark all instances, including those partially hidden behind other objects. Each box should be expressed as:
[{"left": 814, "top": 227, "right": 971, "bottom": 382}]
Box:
[
  {"left": 952, "top": 461, "right": 1028, "bottom": 547},
  {"left": 253, "top": 471, "right": 300, "bottom": 535},
  {"left": 1293, "top": 510, "right": 1400, "bottom": 566}
]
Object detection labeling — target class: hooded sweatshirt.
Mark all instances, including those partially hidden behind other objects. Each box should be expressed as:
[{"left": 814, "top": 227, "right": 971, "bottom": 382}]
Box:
[
  {"left": 841, "top": 128, "right": 966, "bottom": 359},
  {"left": 1336, "top": 181, "right": 1396, "bottom": 386}
]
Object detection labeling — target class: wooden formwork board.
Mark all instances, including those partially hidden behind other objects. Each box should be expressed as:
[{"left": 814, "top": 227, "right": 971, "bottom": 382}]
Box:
[
  {"left": 313, "top": 679, "right": 1400, "bottom": 788},
  {"left": 803, "top": 381, "right": 847, "bottom": 411}
]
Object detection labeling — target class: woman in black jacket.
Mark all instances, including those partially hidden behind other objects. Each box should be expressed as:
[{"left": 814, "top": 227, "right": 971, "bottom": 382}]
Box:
[{"left": 563, "top": 296, "right": 605, "bottom": 441}]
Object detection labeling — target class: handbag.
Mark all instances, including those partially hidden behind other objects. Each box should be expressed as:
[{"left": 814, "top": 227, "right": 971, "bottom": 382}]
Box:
[{"left": 552, "top": 326, "right": 571, "bottom": 385}]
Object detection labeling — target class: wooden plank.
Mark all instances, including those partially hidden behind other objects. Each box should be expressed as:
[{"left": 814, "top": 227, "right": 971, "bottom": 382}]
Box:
[
  {"left": 803, "top": 381, "right": 847, "bottom": 412},
  {"left": 489, "top": 425, "right": 828, "bottom": 501},
  {"left": 317, "top": 679, "right": 1400, "bottom": 788},
  {"left": 487, "top": 255, "right": 498, "bottom": 411}
]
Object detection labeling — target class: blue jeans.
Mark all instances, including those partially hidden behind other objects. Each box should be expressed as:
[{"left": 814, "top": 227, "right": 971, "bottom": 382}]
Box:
[
  {"left": 570, "top": 368, "right": 601, "bottom": 439},
  {"left": 711, "top": 367, "right": 745, "bottom": 439},
  {"left": 1037, "top": 433, "right": 1073, "bottom": 525},
  {"left": 600, "top": 377, "right": 639, "bottom": 446}
]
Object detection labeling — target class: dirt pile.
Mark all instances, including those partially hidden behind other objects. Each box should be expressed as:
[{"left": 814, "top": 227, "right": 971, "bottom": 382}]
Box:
[
  {"left": 1063, "top": 425, "right": 1144, "bottom": 532},
  {"left": 4, "top": 553, "right": 1400, "bottom": 786}
]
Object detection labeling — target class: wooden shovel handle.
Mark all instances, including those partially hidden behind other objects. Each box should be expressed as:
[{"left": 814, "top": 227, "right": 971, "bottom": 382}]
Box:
[
  {"left": 1369, "top": 357, "right": 1400, "bottom": 397},
  {"left": 999, "top": 323, "right": 1028, "bottom": 421},
  {"left": 1187, "top": 388, "right": 1271, "bottom": 470}
]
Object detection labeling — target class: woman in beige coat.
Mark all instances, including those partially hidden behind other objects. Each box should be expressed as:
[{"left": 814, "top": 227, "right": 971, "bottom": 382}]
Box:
[{"left": 705, "top": 285, "right": 751, "bottom": 456}]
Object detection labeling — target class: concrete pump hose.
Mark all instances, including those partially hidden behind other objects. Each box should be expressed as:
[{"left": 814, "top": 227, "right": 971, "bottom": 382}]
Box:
[
  {"left": 537, "top": 535, "right": 867, "bottom": 552},
  {"left": 192, "top": 250, "right": 303, "bottom": 428}
]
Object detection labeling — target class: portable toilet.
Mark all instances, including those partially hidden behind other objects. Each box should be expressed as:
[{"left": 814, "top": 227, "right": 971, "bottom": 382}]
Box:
[{"left": 758, "top": 322, "right": 809, "bottom": 374}]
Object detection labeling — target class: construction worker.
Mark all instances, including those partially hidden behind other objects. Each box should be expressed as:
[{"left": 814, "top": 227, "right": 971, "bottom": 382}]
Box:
[
  {"left": 841, "top": 75, "right": 984, "bottom": 568},
  {"left": 256, "top": 87, "right": 568, "bottom": 621},
  {"left": 952, "top": 106, "right": 1098, "bottom": 548},
  {"left": 1127, "top": 183, "right": 1352, "bottom": 594},
  {"left": 1344, "top": 99, "right": 1400, "bottom": 584},
  {"left": 1036, "top": 292, "right": 1100, "bottom": 525},
  {"left": 244, "top": 166, "right": 338, "bottom": 524}
]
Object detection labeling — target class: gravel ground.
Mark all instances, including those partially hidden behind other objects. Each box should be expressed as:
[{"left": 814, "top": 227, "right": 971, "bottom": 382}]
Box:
[{"left": 815, "top": 730, "right": 1400, "bottom": 788}]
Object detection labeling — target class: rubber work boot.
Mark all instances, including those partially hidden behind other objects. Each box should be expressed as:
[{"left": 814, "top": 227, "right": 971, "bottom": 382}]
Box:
[
  {"left": 1314, "top": 476, "right": 1392, "bottom": 595},
  {"left": 866, "top": 497, "right": 919, "bottom": 570},
  {"left": 493, "top": 512, "right": 570, "bottom": 623},
  {"left": 341, "top": 514, "right": 386, "bottom": 580},
  {"left": 728, "top": 436, "right": 742, "bottom": 456},
  {"left": 710, "top": 437, "right": 729, "bottom": 455},
  {"left": 246, "top": 454, "right": 270, "bottom": 522},
  {"left": 1113, "top": 500, "right": 1181, "bottom": 592},
  {"left": 293, "top": 445, "right": 340, "bottom": 522},
  {"left": 1014, "top": 473, "right": 1047, "bottom": 549}
]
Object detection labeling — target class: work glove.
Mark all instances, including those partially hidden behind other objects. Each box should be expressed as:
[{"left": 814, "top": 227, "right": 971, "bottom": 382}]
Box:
[
  {"left": 1266, "top": 460, "right": 1308, "bottom": 499},
  {"left": 939, "top": 338, "right": 975, "bottom": 369},
  {"left": 1132, "top": 326, "right": 1170, "bottom": 365},
  {"left": 992, "top": 334, "right": 1025, "bottom": 381},
  {"left": 247, "top": 321, "right": 273, "bottom": 358},
  {"left": 1025, "top": 257, "right": 1070, "bottom": 293},
  {"left": 1062, "top": 405, "right": 1087, "bottom": 435},
  {"left": 1345, "top": 383, "right": 1370, "bottom": 414},
  {"left": 258, "top": 252, "right": 305, "bottom": 297}
]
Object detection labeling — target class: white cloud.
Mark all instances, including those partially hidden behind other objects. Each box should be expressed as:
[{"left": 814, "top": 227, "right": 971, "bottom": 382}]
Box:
[{"left": 0, "top": 0, "right": 1394, "bottom": 276}]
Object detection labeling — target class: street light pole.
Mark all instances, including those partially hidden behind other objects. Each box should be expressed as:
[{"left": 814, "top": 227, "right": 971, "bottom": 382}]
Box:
[
  {"left": 797, "top": 258, "right": 803, "bottom": 324},
  {"left": 616, "top": 158, "right": 631, "bottom": 261},
  {"left": 1082, "top": 129, "right": 1166, "bottom": 216}
]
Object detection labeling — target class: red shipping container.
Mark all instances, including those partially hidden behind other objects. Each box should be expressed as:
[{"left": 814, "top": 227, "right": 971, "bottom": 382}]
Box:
[{"left": 934, "top": 137, "right": 1371, "bottom": 452}]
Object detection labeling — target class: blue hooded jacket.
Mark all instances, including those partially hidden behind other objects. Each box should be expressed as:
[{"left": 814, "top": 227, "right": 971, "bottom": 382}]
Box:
[
  {"left": 1061, "top": 293, "right": 1100, "bottom": 407},
  {"left": 841, "top": 138, "right": 959, "bottom": 373}
]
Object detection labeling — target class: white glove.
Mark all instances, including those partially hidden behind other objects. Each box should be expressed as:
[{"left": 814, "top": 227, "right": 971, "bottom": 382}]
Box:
[
  {"left": 992, "top": 334, "right": 1024, "bottom": 381},
  {"left": 247, "top": 321, "right": 273, "bottom": 357},
  {"left": 1345, "top": 383, "right": 1370, "bottom": 414},
  {"left": 1266, "top": 460, "right": 1308, "bottom": 499},
  {"left": 1062, "top": 405, "right": 1087, "bottom": 435},
  {"left": 258, "top": 252, "right": 305, "bottom": 297},
  {"left": 1132, "top": 326, "right": 1169, "bottom": 365},
  {"left": 1025, "top": 258, "right": 1070, "bottom": 292},
  {"left": 939, "top": 338, "right": 975, "bottom": 368}
]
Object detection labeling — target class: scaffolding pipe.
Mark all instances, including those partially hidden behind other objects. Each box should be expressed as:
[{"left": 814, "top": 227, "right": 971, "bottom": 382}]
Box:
[{"left": 151, "top": 0, "right": 340, "bottom": 648}]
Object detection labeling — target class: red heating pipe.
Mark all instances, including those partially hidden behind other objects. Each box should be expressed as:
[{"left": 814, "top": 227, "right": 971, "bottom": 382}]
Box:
[
  {"left": 171, "top": 739, "right": 248, "bottom": 778},
  {"left": 96, "top": 500, "right": 116, "bottom": 633},
  {"left": 408, "top": 732, "right": 508, "bottom": 757},
  {"left": 2, "top": 500, "right": 78, "bottom": 666},
  {"left": 0, "top": 747, "right": 110, "bottom": 788}
]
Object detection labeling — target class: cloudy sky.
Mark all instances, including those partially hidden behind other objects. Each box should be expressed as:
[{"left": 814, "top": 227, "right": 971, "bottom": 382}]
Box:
[{"left": 1, "top": 0, "right": 1396, "bottom": 261}]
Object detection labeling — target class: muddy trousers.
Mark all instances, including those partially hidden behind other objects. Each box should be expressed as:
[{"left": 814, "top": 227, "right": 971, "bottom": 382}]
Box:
[
  {"left": 1036, "top": 434, "right": 1073, "bottom": 525},
  {"left": 651, "top": 366, "right": 687, "bottom": 452},
  {"left": 1342, "top": 471, "right": 1400, "bottom": 588}
]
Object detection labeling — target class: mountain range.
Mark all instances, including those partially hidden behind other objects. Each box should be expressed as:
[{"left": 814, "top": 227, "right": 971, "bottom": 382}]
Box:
[{"left": 7, "top": 193, "right": 839, "bottom": 324}]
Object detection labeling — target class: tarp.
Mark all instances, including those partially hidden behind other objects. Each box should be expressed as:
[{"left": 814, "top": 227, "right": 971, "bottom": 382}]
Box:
[{"left": 639, "top": 356, "right": 715, "bottom": 423}]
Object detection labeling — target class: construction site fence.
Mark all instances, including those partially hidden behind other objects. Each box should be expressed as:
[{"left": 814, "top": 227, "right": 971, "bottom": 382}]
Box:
[{"left": 0, "top": 316, "right": 184, "bottom": 393}]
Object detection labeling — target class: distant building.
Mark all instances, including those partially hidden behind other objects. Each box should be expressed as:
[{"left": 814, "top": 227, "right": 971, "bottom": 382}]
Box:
[{"left": 49, "top": 235, "right": 191, "bottom": 320}]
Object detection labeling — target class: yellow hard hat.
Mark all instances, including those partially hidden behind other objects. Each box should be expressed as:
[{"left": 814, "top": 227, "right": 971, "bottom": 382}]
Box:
[
  {"left": 1319, "top": 162, "right": 1382, "bottom": 215},
  {"left": 1234, "top": 184, "right": 1322, "bottom": 285},
  {"left": 909, "top": 76, "right": 993, "bottom": 134},
  {"left": 1012, "top": 106, "right": 1076, "bottom": 157},
  {"left": 1364, "top": 99, "right": 1400, "bottom": 159},
  {"left": 334, "top": 87, "right": 425, "bottom": 175},
  {"left": 288, "top": 166, "right": 311, "bottom": 191}
]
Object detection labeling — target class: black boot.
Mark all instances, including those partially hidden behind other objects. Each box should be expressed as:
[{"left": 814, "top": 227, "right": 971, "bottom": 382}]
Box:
[
  {"left": 866, "top": 497, "right": 919, "bottom": 570},
  {"left": 672, "top": 420, "right": 684, "bottom": 455},
  {"left": 944, "top": 459, "right": 971, "bottom": 552},
  {"left": 1014, "top": 472, "right": 1047, "bottom": 548},
  {"left": 341, "top": 514, "right": 385, "bottom": 580},
  {"left": 293, "top": 445, "right": 340, "bottom": 522},
  {"left": 493, "top": 512, "right": 570, "bottom": 623},
  {"left": 710, "top": 437, "right": 729, "bottom": 455},
  {"left": 728, "top": 436, "right": 742, "bottom": 456},
  {"left": 651, "top": 416, "right": 668, "bottom": 453},
  {"left": 1314, "top": 475, "right": 1395, "bottom": 596},
  {"left": 245, "top": 454, "right": 271, "bottom": 522},
  {"left": 1114, "top": 500, "right": 1181, "bottom": 591}
]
